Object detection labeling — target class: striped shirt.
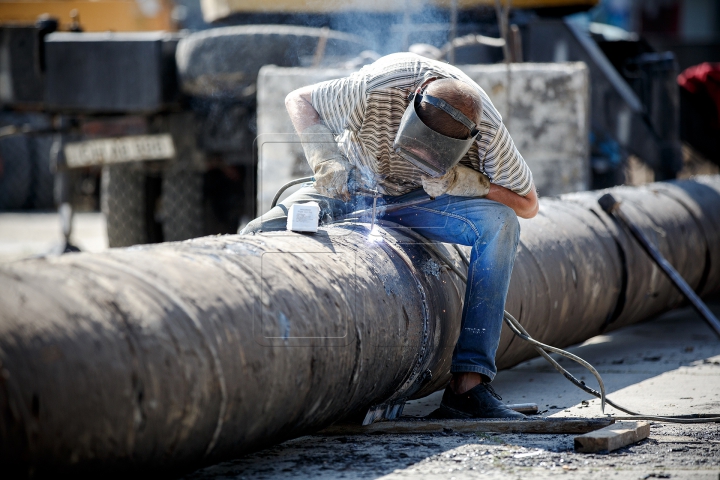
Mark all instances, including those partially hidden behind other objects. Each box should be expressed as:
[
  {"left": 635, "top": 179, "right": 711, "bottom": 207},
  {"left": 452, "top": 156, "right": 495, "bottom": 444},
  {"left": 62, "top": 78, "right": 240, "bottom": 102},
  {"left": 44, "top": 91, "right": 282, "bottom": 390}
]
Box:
[{"left": 311, "top": 52, "right": 534, "bottom": 197}]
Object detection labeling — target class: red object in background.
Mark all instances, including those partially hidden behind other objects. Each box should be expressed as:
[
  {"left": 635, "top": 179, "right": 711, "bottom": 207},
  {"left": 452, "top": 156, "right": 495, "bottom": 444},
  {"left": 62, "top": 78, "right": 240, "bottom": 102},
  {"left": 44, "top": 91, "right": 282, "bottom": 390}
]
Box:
[
  {"left": 678, "top": 63, "right": 720, "bottom": 163},
  {"left": 678, "top": 63, "right": 720, "bottom": 123}
]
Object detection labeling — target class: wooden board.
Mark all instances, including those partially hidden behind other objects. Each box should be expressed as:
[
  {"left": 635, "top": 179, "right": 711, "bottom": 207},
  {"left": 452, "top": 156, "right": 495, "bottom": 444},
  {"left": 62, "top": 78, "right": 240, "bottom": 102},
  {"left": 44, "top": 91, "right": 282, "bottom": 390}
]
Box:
[
  {"left": 574, "top": 421, "right": 650, "bottom": 453},
  {"left": 319, "top": 417, "right": 614, "bottom": 436}
]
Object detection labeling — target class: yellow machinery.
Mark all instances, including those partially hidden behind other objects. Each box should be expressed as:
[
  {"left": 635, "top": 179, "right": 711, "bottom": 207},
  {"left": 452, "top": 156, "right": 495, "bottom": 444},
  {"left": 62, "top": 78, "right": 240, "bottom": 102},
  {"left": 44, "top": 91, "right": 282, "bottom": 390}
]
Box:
[
  {"left": 0, "top": 0, "right": 598, "bottom": 31},
  {"left": 201, "top": 0, "right": 598, "bottom": 23},
  {"left": 0, "top": 0, "right": 176, "bottom": 31}
]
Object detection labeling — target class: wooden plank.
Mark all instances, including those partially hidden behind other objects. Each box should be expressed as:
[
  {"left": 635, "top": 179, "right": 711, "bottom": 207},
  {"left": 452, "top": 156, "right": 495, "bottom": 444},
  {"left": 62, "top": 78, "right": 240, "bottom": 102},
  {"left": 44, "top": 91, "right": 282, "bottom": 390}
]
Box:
[
  {"left": 574, "top": 421, "right": 650, "bottom": 453},
  {"left": 319, "top": 417, "right": 615, "bottom": 436}
]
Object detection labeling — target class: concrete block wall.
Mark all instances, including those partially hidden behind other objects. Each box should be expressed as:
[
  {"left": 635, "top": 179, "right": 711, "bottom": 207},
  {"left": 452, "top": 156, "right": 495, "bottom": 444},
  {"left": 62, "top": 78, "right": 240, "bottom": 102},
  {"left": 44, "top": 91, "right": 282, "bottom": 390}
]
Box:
[
  {"left": 464, "top": 63, "right": 590, "bottom": 197},
  {"left": 256, "top": 62, "right": 589, "bottom": 215}
]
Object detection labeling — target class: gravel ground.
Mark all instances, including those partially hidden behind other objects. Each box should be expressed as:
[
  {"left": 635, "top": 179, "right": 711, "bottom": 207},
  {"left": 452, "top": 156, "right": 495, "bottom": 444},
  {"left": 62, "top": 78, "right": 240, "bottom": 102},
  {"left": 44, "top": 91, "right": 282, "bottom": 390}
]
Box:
[
  {"left": 184, "top": 424, "right": 719, "bottom": 480},
  {"left": 0, "top": 212, "right": 106, "bottom": 263}
]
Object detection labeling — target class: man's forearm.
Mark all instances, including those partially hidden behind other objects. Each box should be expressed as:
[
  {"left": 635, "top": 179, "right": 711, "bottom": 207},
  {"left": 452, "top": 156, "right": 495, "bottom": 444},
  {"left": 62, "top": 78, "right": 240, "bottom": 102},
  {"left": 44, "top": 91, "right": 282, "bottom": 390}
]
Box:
[
  {"left": 285, "top": 86, "right": 321, "bottom": 134},
  {"left": 486, "top": 183, "right": 539, "bottom": 219},
  {"left": 287, "top": 86, "right": 354, "bottom": 201}
]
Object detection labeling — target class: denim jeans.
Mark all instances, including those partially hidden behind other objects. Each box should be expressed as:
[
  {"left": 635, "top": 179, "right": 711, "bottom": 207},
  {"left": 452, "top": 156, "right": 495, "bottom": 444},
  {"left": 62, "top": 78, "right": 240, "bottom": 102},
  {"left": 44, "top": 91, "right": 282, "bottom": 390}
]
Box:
[{"left": 242, "top": 186, "right": 520, "bottom": 382}]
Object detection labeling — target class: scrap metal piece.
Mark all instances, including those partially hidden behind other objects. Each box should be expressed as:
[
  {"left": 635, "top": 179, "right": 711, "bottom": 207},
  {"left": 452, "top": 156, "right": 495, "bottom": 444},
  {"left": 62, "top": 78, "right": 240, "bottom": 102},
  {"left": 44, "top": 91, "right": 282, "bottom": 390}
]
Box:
[
  {"left": 362, "top": 402, "right": 406, "bottom": 426},
  {"left": 507, "top": 403, "right": 539, "bottom": 415}
]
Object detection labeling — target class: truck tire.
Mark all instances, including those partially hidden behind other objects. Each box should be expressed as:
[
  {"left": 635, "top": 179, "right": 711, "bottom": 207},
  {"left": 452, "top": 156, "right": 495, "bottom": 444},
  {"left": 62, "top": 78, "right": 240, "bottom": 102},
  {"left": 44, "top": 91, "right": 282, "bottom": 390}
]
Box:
[
  {"left": 161, "top": 168, "right": 204, "bottom": 242},
  {"left": 0, "top": 136, "right": 32, "bottom": 210},
  {"left": 176, "top": 25, "right": 368, "bottom": 98},
  {"left": 101, "top": 164, "right": 147, "bottom": 247}
]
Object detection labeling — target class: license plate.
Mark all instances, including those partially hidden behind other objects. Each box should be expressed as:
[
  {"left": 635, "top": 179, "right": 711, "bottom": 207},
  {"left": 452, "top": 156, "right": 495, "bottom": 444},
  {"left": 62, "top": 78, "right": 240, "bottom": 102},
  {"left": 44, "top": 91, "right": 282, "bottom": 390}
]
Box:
[{"left": 64, "top": 134, "right": 176, "bottom": 168}]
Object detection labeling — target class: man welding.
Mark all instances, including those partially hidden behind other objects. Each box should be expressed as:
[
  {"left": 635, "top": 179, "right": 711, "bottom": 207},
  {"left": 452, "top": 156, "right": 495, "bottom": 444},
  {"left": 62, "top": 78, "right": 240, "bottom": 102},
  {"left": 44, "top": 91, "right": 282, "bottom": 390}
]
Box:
[{"left": 242, "top": 52, "right": 539, "bottom": 419}]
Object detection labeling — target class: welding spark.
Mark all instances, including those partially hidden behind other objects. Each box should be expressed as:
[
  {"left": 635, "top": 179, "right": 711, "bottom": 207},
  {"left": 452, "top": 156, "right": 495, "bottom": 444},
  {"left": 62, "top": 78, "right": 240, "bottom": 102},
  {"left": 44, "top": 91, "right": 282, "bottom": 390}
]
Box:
[{"left": 368, "top": 225, "right": 383, "bottom": 242}]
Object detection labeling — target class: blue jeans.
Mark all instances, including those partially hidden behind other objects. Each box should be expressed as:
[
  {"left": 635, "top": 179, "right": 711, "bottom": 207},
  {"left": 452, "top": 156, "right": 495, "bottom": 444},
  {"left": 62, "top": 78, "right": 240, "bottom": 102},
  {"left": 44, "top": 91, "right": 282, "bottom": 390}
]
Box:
[{"left": 242, "top": 186, "right": 520, "bottom": 382}]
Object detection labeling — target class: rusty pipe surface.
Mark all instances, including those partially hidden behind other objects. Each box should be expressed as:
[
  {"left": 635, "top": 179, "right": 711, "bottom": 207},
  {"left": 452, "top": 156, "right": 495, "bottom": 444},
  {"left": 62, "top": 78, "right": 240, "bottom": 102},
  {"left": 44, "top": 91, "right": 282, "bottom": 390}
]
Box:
[
  {"left": 1, "top": 176, "right": 720, "bottom": 475},
  {"left": 0, "top": 224, "right": 465, "bottom": 475}
]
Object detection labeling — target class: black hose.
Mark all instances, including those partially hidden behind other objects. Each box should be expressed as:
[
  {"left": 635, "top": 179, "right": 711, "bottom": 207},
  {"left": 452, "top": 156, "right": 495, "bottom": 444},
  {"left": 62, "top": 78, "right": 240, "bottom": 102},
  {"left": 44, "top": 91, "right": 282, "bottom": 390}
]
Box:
[{"left": 270, "top": 176, "right": 314, "bottom": 209}]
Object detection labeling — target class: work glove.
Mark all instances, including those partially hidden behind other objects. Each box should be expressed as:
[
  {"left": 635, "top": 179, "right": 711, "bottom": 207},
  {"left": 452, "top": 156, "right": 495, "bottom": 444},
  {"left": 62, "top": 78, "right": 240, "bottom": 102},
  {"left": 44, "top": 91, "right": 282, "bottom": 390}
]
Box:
[
  {"left": 300, "top": 123, "right": 354, "bottom": 201},
  {"left": 422, "top": 164, "right": 491, "bottom": 199}
]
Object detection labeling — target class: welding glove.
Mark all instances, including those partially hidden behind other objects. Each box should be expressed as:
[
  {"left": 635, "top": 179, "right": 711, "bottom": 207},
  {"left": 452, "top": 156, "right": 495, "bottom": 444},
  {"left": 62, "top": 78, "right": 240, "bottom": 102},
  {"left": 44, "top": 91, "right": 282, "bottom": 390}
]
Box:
[
  {"left": 300, "top": 123, "right": 353, "bottom": 201},
  {"left": 422, "top": 164, "right": 491, "bottom": 199}
]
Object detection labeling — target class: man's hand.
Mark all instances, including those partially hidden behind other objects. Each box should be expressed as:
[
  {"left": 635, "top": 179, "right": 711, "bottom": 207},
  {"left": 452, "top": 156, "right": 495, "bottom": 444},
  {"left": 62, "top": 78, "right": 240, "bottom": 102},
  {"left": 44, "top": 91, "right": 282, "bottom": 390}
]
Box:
[
  {"left": 312, "top": 157, "right": 354, "bottom": 201},
  {"left": 300, "top": 123, "right": 353, "bottom": 201},
  {"left": 422, "top": 165, "right": 491, "bottom": 198}
]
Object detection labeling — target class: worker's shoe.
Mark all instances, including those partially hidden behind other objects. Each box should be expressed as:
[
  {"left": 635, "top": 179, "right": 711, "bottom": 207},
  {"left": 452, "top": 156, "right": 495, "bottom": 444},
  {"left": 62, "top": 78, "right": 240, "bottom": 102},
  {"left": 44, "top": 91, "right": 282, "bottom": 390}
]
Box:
[{"left": 436, "top": 383, "right": 525, "bottom": 419}]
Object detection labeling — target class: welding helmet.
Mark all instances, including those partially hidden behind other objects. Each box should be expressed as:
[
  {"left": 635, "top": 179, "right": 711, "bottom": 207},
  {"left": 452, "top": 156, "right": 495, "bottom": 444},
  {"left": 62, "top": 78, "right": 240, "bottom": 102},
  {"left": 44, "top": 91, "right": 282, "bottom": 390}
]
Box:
[{"left": 393, "top": 85, "right": 480, "bottom": 178}]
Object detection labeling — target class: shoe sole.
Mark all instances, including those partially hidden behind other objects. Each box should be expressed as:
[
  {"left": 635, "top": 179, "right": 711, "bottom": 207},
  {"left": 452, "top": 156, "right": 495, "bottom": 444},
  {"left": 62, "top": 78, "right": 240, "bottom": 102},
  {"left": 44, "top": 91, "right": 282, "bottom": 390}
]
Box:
[{"left": 436, "top": 404, "right": 476, "bottom": 419}]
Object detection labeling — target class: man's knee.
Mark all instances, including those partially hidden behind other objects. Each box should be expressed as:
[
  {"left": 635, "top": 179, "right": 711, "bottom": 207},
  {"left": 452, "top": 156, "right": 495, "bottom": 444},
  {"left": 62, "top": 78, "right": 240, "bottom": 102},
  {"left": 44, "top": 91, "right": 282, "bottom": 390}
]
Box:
[
  {"left": 239, "top": 217, "right": 263, "bottom": 234},
  {"left": 485, "top": 204, "right": 520, "bottom": 244}
]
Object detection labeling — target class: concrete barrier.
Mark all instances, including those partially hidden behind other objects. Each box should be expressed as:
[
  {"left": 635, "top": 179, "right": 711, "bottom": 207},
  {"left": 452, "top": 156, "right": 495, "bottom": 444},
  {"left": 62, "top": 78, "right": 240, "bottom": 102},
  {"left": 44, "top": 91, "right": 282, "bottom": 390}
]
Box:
[{"left": 256, "top": 62, "right": 590, "bottom": 214}]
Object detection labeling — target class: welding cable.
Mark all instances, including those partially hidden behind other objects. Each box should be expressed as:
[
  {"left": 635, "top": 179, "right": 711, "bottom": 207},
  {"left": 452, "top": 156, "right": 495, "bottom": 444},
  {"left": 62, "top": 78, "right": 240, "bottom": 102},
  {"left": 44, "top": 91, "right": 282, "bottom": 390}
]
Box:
[
  {"left": 500, "top": 314, "right": 718, "bottom": 422},
  {"left": 355, "top": 213, "right": 719, "bottom": 423},
  {"left": 270, "top": 176, "right": 314, "bottom": 209},
  {"left": 414, "top": 235, "right": 610, "bottom": 415},
  {"left": 273, "top": 180, "right": 720, "bottom": 423},
  {"left": 389, "top": 226, "right": 720, "bottom": 423},
  {"left": 445, "top": 244, "right": 720, "bottom": 424},
  {"left": 346, "top": 202, "right": 720, "bottom": 423}
]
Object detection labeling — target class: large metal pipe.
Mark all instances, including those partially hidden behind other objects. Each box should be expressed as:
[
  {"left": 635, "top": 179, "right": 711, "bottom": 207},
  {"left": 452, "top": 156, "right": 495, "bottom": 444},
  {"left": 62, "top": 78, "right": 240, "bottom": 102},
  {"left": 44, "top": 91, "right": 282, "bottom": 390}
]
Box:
[{"left": 1, "top": 176, "right": 719, "bottom": 475}]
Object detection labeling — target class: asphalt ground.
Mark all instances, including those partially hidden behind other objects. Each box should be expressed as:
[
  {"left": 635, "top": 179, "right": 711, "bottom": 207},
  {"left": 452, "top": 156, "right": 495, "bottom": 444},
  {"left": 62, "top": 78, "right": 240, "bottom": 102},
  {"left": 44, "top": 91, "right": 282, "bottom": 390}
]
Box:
[{"left": 0, "top": 211, "right": 107, "bottom": 263}]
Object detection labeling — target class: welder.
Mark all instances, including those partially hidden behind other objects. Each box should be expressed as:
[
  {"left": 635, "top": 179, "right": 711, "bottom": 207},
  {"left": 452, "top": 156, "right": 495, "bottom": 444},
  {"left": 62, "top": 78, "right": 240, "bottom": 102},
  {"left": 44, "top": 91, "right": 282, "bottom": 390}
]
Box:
[{"left": 242, "top": 52, "right": 539, "bottom": 419}]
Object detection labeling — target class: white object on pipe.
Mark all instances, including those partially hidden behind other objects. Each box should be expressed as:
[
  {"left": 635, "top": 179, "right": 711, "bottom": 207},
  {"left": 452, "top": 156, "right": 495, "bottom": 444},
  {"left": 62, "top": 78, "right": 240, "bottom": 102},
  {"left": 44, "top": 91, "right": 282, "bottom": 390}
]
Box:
[{"left": 286, "top": 202, "right": 320, "bottom": 233}]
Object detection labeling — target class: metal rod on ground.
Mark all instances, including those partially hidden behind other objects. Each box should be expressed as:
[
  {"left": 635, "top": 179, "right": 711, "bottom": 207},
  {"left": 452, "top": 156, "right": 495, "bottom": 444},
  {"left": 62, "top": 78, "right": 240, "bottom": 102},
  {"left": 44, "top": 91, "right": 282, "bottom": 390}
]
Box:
[
  {"left": 320, "top": 417, "right": 614, "bottom": 436},
  {"left": 599, "top": 193, "right": 720, "bottom": 339},
  {"left": 507, "top": 403, "right": 538, "bottom": 415}
]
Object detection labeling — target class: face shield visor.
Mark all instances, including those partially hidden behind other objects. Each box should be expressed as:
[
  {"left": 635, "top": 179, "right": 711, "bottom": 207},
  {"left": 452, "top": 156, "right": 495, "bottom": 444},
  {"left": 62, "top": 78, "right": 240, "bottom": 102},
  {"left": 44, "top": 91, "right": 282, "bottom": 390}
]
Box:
[{"left": 393, "top": 88, "right": 480, "bottom": 178}]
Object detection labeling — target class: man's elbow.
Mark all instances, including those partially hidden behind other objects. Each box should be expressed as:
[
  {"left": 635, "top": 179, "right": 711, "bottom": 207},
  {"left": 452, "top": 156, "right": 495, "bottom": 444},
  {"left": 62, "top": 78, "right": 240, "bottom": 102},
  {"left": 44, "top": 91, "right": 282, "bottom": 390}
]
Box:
[
  {"left": 518, "top": 200, "right": 539, "bottom": 219},
  {"left": 285, "top": 90, "right": 299, "bottom": 110},
  {"left": 517, "top": 187, "right": 539, "bottom": 219}
]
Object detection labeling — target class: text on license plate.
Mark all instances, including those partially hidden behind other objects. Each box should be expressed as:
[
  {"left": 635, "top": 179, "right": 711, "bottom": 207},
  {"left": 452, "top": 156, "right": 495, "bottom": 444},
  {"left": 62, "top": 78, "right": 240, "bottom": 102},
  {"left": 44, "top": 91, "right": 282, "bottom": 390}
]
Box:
[{"left": 64, "top": 134, "right": 176, "bottom": 168}]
